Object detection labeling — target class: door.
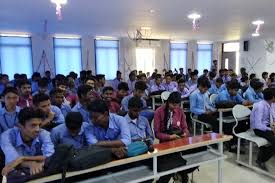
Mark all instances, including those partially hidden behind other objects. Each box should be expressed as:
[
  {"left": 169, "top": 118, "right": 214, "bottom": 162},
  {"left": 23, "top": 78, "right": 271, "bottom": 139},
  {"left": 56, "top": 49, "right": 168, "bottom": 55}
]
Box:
[{"left": 222, "top": 52, "right": 236, "bottom": 70}]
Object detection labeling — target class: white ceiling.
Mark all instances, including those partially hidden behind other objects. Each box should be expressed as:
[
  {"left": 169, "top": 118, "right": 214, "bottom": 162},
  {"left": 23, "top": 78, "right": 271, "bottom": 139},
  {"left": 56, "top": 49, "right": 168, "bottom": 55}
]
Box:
[{"left": 1, "top": 0, "right": 275, "bottom": 41}]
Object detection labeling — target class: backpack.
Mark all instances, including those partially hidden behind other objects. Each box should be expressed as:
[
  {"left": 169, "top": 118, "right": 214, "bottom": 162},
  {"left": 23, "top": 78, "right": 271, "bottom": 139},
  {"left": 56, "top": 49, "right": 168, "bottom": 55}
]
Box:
[{"left": 127, "top": 141, "right": 148, "bottom": 157}]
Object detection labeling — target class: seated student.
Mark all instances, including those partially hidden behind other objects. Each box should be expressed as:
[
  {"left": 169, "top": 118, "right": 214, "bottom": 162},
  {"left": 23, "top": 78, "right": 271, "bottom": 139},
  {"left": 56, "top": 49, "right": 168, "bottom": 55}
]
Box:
[
  {"left": 215, "top": 80, "right": 251, "bottom": 107},
  {"left": 190, "top": 78, "right": 218, "bottom": 132},
  {"left": 51, "top": 112, "right": 91, "bottom": 149},
  {"left": 112, "top": 71, "right": 122, "bottom": 90},
  {"left": 33, "top": 93, "right": 65, "bottom": 129},
  {"left": 128, "top": 71, "right": 137, "bottom": 94},
  {"left": 138, "top": 73, "right": 151, "bottom": 98},
  {"left": 84, "top": 76, "right": 97, "bottom": 91},
  {"left": 150, "top": 74, "right": 165, "bottom": 93},
  {"left": 17, "top": 80, "right": 33, "bottom": 108},
  {"left": 186, "top": 72, "right": 198, "bottom": 93},
  {"left": 0, "top": 87, "right": 20, "bottom": 133},
  {"left": 32, "top": 78, "right": 50, "bottom": 96},
  {"left": 250, "top": 88, "right": 275, "bottom": 170},
  {"left": 102, "top": 86, "right": 120, "bottom": 114},
  {"left": 0, "top": 107, "right": 54, "bottom": 176},
  {"left": 161, "top": 73, "right": 177, "bottom": 92},
  {"left": 243, "top": 79, "right": 264, "bottom": 103},
  {"left": 202, "top": 69, "right": 209, "bottom": 78},
  {"left": 249, "top": 73, "right": 256, "bottom": 81},
  {"left": 121, "top": 81, "right": 154, "bottom": 121},
  {"left": 50, "top": 88, "right": 71, "bottom": 118},
  {"left": 154, "top": 92, "right": 189, "bottom": 183},
  {"left": 86, "top": 100, "right": 131, "bottom": 158},
  {"left": 72, "top": 85, "right": 95, "bottom": 123},
  {"left": 222, "top": 69, "right": 231, "bottom": 83},
  {"left": 240, "top": 76, "right": 249, "bottom": 94},
  {"left": 261, "top": 72, "right": 269, "bottom": 89},
  {"left": 113, "top": 82, "right": 129, "bottom": 104},
  {"left": 174, "top": 79, "right": 190, "bottom": 98},
  {"left": 125, "top": 96, "right": 154, "bottom": 145},
  {"left": 209, "top": 71, "right": 216, "bottom": 85},
  {"left": 96, "top": 74, "right": 106, "bottom": 93},
  {"left": 208, "top": 77, "right": 225, "bottom": 95},
  {"left": 54, "top": 79, "right": 71, "bottom": 106},
  {"left": 30, "top": 72, "right": 41, "bottom": 94}
]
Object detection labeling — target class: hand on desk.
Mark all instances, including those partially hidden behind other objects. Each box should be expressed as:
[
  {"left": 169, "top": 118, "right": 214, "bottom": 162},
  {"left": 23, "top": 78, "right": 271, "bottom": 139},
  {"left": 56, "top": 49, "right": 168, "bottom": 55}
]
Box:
[
  {"left": 112, "top": 147, "right": 127, "bottom": 159},
  {"left": 29, "top": 161, "right": 45, "bottom": 175},
  {"left": 169, "top": 134, "right": 181, "bottom": 140}
]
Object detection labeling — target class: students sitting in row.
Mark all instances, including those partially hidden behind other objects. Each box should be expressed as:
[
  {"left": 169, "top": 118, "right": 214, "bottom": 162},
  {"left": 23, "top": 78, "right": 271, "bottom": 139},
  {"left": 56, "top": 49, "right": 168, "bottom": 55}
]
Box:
[
  {"left": 186, "top": 72, "right": 198, "bottom": 93},
  {"left": 208, "top": 77, "right": 225, "bottom": 95},
  {"left": 175, "top": 79, "right": 190, "bottom": 98},
  {"left": 162, "top": 73, "right": 177, "bottom": 92},
  {"left": 250, "top": 88, "right": 275, "bottom": 170},
  {"left": 32, "top": 78, "right": 50, "bottom": 96},
  {"left": 113, "top": 82, "right": 129, "bottom": 104},
  {"left": 51, "top": 112, "right": 91, "bottom": 149},
  {"left": 17, "top": 80, "right": 33, "bottom": 108},
  {"left": 150, "top": 74, "right": 165, "bottom": 93},
  {"left": 33, "top": 93, "right": 65, "bottom": 129},
  {"left": 1, "top": 107, "right": 55, "bottom": 176},
  {"left": 50, "top": 88, "right": 72, "bottom": 118},
  {"left": 0, "top": 87, "right": 20, "bottom": 133},
  {"left": 243, "top": 79, "right": 264, "bottom": 104}
]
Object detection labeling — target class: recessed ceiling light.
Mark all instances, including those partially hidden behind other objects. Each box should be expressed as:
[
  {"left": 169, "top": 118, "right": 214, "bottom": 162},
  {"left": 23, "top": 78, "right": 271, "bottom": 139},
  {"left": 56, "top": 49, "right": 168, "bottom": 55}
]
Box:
[
  {"left": 252, "top": 20, "right": 264, "bottom": 25},
  {"left": 188, "top": 13, "right": 201, "bottom": 19},
  {"left": 252, "top": 33, "right": 260, "bottom": 37},
  {"left": 149, "top": 9, "right": 155, "bottom": 14}
]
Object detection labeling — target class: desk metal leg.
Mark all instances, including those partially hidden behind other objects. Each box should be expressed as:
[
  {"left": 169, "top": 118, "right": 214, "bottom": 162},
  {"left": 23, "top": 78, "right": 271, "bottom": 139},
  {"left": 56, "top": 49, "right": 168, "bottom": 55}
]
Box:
[
  {"left": 219, "top": 111, "right": 223, "bottom": 135},
  {"left": 152, "top": 97, "right": 156, "bottom": 111},
  {"left": 218, "top": 142, "right": 223, "bottom": 183},
  {"left": 153, "top": 156, "right": 157, "bottom": 176}
]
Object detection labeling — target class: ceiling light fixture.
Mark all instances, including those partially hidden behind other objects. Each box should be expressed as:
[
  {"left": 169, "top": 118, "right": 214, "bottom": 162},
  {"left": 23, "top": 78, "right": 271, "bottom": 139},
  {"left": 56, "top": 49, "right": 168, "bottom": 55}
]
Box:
[
  {"left": 188, "top": 13, "right": 201, "bottom": 31},
  {"left": 252, "top": 19, "right": 264, "bottom": 37},
  {"left": 51, "top": 0, "right": 67, "bottom": 20},
  {"left": 149, "top": 9, "right": 155, "bottom": 14}
]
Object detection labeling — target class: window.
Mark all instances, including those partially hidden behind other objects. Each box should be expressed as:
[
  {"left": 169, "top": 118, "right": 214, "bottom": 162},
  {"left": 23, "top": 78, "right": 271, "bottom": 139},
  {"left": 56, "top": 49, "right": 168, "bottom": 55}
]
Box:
[
  {"left": 54, "top": 38, "right": 82, "bottom": 76},
  {"left": 197, "top": 43, "right": 213, "bottom": 75},
  {"left": 95, "top": 40, "right": 119, "bottom": 80},
  {"left": 0, "top": 36, "right": 33, "bottom": 78},
  {"left": 136, "top": 48, "right": 155, "bottom": 74},
  {"left": 170, "top": 42, "right": 187, "bottom": 73}
]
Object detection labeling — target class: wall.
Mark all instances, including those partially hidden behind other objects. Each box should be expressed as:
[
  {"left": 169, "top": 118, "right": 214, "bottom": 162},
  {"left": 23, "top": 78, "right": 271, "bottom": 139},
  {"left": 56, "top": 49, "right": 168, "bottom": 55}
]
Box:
[{"left": 239, "top": 38, "right": 275, "bottom": 77}]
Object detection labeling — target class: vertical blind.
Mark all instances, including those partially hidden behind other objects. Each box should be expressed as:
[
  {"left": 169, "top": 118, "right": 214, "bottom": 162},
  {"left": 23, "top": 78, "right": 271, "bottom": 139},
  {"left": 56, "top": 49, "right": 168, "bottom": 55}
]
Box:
[
  {"left": 170, "top": 43, "right": 187, "bottom": 73},
  {"left": 197, "top": 43, "right": 212, "bottom": 74}
]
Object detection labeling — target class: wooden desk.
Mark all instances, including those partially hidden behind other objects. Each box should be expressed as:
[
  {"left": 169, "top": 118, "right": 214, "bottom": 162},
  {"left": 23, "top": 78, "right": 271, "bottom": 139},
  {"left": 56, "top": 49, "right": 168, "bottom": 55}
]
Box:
[
  {"left": 28, "top": 134, "right": 232, "bottom": 183},
  {"left": 151, "top": 95, "right": 162, "bottom": 110}
]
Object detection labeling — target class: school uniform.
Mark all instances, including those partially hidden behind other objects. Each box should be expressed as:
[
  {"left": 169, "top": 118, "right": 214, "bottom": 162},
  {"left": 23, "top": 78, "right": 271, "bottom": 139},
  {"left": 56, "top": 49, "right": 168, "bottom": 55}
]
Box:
[
  {"left": 243, "top": 86, "right": 263, "bottom": 103},
  {"left": 0, "top": 106, "right": 20, "bottom": 133}
]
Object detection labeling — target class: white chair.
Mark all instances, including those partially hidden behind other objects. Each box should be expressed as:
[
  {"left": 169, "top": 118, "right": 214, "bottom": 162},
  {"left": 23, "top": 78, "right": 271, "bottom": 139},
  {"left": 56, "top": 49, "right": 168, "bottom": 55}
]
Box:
[
  {"left": 209, "top": 94, "right": 218, "bottom": 105},
  {"left": 161, "top": 91, "right": 171, "bottom": 103},
  {"left": 232, "top": 105, "right": 273, "bottom": 178},
  {"left": 190, "top": 113, "right": 211, "bottom": 136}
]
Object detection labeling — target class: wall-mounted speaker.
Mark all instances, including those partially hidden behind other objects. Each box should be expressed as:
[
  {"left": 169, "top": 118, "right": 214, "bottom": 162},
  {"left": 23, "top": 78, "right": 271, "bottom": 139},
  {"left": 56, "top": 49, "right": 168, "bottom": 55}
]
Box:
[{"left": 244, "top": 41, "right": 249, "bottom": 51}]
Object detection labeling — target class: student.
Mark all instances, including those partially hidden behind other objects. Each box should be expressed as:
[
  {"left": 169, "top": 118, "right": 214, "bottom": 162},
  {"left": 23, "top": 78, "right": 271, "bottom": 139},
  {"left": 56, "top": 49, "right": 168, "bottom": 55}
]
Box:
[
  {"left": 51, "top": 112, "right": 91, "bottom": 149},
  {"left": 0, "top": 87, "right": 20, "bottom": 133},
  {"left": 211, "top": 60, "right": 218, "bottom": 71},
  {"left": 102, "top": 86, "right": 120, "bottom": 113},
  {"left": 209, "top": 71, "right": 216, "bottom": 85},
  {"left": 32, "top": 78, "right": 49, "bottom": 96},
  {"left": 0, "top": 74, "right": 9, "bottom": 95},
  {"left": 222, "top": 69, "right": 231, "bottom": 83},
  {"left": 161, "top": 73, "right": 176, "bottom": 92},
  {"left": 17, "top": 80, "right": 33, "bottom": 108},
  {"left": 50, "top": 88, "right": 71, "bottom": 118},
  {"left": 96, "top": 74, "right": 106, "bottom": 93},
  {"left": 154, "top": 92, "right": 189, "bottom": 183},
  {"left": 30, "top": 72, "right": 41, "bottom": 94},
  {"left": 243, "top": 79, "right": 264, "bottom": 103},
  {"left": 190, "top": 78, "right": 218, "bottom": 132},
  {"left": 185, "top": 68, "right": 192, "bottom": 81},
  {"left": 72, "top": 85, "right": 95, "bottom": 123},
  {"left": 33, "top": 93, "right": 65, "bottom": 129},
  {"left": 215, "top": 80, "right": 251, "bottom": 106},
  {"left": 208, "top": 77, "right": 225, "bottom": 95},
  {"left": 86, "top": 100, "right": 131, "bottom": 158},
  {"left": 186, "top": 72, "right": 198, "bottom": 93},
  {"left": 128, "top": 71, "right": 137, "bottom": 94},
  {"left": 202, "top": 69, "right": 209, "bottom": 78},
  {"left": 150, "top": 74, "right": 165, "bottom": 93},
  {"left": 174, "top": 79, "right": 190, "bottom": 98},
  {"left": 112, "top": 71, "right": 122, "bottom": 90},
  {"left": 84, "top": 76, "right": 97, "bottom": 91},
  {"left": 250, "top": 88, "right": 275, "bottom": 170},
  {"left": 0, "top": 107, "right": 54, "bottom": 176},
  {"left": 249, "top": 73, "right": 256, "bottom": 81},
  {"left": 261, "top": 72, "right": 269, "bottom": 89},
  {"left": 125, "top": 96, "right": 154, "bottom": 144},
  {"left": 240, "top": 76, "right": 249, "bottom": 93},
  {"left": 114, "top": 82, "right": 129, "bottom": 104}
]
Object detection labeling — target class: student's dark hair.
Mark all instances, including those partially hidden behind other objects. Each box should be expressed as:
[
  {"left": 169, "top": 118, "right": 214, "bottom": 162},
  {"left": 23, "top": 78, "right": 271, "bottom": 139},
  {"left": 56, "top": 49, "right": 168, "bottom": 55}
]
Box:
[
  {"left": 193, "top": 69, "right": 199, "bottom": 75},
  {"left": 116, "top": 71, "right": 122, "bottom": 76},
  {"left": 18, "top": 107, "right": 44, "bottom": 126},
  {"left": 102, "top": 86, "right": 114, "bottom": 94},
  {"left": 84, "top": 76, "right": 96, "bottom": 84},
  {"left": 250, "top": 79, "right": 264, "bottom": 90},
  {"left": 165, "top": 73, "right": 172, "bottom": 78},
  {"left": 3, "top": 87, "right": 19, "bottom": 96},
  {"left": 129, "top": 71, "right": 136, "bottom": 78},
  {"left": 38, "top": 78, "right": 49, "bottom": 87},
  {"left": 77, "top": 84, "right": 93, "bottom": 98},
  {"left": 163, "top": 92, "right": 181, "bottom": 128},
  {"left": 227, "top": 80, "right": 240, "bottom": 90},
  {"left": 263, "top": 88, "right": 275, "bottom": 100},
  {"left": 216, "top": 78, "right": 224, "bottom": 84},
  {"left": 155, "top": 74, "right": 162, "bottom": 79},
  {"left": 134, "top": 81, "right": 147, "bottom": 91},
  {"left": 18, "top": 79, "right": 31, "bottom": 88},
  {"left": 128, "top": 96, "right": 143, "bottom": 109},
  {"left": 249, "top": 73, "right": 256, "bottom": 80},
  {"left": 14, "top": 73, "right": 20, "bottom": 79},
  {"left": 203, "top": 69, "right": 209, "bottom": 73},
  {"left": 55, "top": 79, "right": 68, "bottom": 87},
  {"left": 198, "top": 77, "right": 211, "bottom": 88},
  {"left": 190, "top": 72, "right": 196, "bottom": 77},
  {"left": 87, "top": 99, "right": 109, "bottom": 114},
  {"left": 31, "top": 72, "right": 41, "bottom": 80},
  {"left": 96, "top": 74, "right": 105, "bottom": 80},
  {"left": 117, "top": 82, "right": 129, "bottom": 91},
  {"left": 33, "top": 93, "right": 50, "bottom": 106},
  {"left": 241, "top": 76, "right": 249, "bottom": 82},
  {"left": 176, "top": 74, "right": 183, "bottom": 81},
  {"left": 178, "top": 78, "right": 186, "bottom": 84},
  {"left": 209, "top": 71, "right": 216, "bottom": 79},
  {"left": 49, "top": 88, "right": 64, "bottom": 97},
  {"left": 262, "top": 72, "right": 268, "bottom": 78},
  {"left": 65, "top": 112, "right": 83, "bottom": 130}
]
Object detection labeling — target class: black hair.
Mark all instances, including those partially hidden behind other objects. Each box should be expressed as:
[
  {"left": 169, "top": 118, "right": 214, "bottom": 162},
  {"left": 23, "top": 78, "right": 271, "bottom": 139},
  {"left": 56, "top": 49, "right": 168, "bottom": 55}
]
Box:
[
  {"left": 129, "top": 71, "right": 136, "bottom": 78},
  {"left": 193, "top": 69, "right": 199, "bottom": 75},
  {"left": 77, "top": 85, "right": 93, "bottom": 99},
  {"left": 49, "top": 88, "right": 64, "bottom": 97},
  {"left": 14, "top": 73, "right": 20, "bottom": 79},
  {"left": 18, "top": 80, "right": 31, "bottom": 88},
  {"left": 65, "top": 112, "right": 83, "bottom": 130},
  {"left": 176, "top": 74, "right": 183, "bottom": 81},
  {"left": 102, "top": 86, "right": 114, "bottom": 94},
  {"left": 134, "top": 81, "right": 147, "bottom": 91},
  {"left": 31, "top": 72, "right": 41, "bottom": 80},
  {"left": 198, "top": 77, "right": 211, "bottom": 88},
  {"left": 263, "top": 88, "right": 275, "bottom": 101},
  {"left": 209, "top": 72, "right": 216, "bottom": 79},
  {"left": 128, "top": 96, "right": 143, "bottom": 109},
  {"left": 190, "top": 72, "right": 197, "bottom": 77},
  {"left": 38, "top": 78, "right": 49, "bottom": 88},
  {"left": 262, "top": 72, "right": 268, "bottom": 78},
  {"left": 3, "top": 87, "right": 19, "bottom": 96},
  {"left": 249, "top": 73, "right": 256, "bottom": 80},
  {"left": 250, "top": 79, "right": 264, "bottom": 90},
  {"left": 96, "top": 74, "right": 105, "bottom": 80},
  {"left": 203, "top": 69, "right": 209, "bottom": 73},
  {"left": 178, "top": 78, "right": 186, "bottom": 84},
  {"left": 87, "top": 99, "right": 109, "bottom": 114},
  {"left": 18, "top": 107, "right": 44, "bottom": 126},
  {"left": 33, "top": 93, "right": 50, "bottom": 106},
  {"left": 227, "top": 80, "right": 240, "bottom": 90},
  {"left": 56, "top": 79, "right": 68, "bottom": 87},
  {"left": 165, "top": 73, "right": 172, "bottom": 78},
  {"left": 84, "top": 76, "right": 97, "bottom": 84},
  {"left": 216, "top": 78, "right": 224, "bottom": 84},
  {"left": 116, "top": 71, "right": 122, "bottom": 75},
  {"left": 241, "top": 76, "right": 249, "bottom": 82},
  {"left": 117, "top": 82, "right": 129, "bottom": 91},
  {"left": 155, "top": 74, "right": 162, "bottom": 79}
]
